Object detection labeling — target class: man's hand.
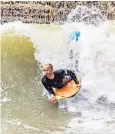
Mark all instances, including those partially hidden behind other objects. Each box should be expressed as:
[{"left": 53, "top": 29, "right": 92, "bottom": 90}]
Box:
[
  {"left": 76, "top": 83, "right": 82, "bottom": 88},
  {"left": 63, "top": 76, "right": 71, "bottom": 85},
  {"left": 49, "top": 94, "right": 56, "bottom": 102},
  {"left": 63, "top": 78, "right": 68, "bottom": 85}
]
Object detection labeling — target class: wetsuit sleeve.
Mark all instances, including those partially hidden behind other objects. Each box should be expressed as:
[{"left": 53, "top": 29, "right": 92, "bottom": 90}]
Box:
[
  {"left": 42, "top": 79, "right": 55, "bottom": 95},
  {"left": 63, "top": 69, "right": 79, "bottom": 84}
]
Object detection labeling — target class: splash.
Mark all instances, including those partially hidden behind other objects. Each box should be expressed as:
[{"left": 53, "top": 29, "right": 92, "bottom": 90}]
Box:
[
  {"left": 1, "top": 18, "right": 115, "bottom": 108},
  {"left": 67, "top": 6, "right": 106, "bottom": 26},
  {"left": 60, "top": 6, "right": 115, "bottom": 111}
]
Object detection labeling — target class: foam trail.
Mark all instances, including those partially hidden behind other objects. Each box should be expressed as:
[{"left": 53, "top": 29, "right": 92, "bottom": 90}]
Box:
[{"left": 1, "top": 20, "right": 115, "bottom": 106}]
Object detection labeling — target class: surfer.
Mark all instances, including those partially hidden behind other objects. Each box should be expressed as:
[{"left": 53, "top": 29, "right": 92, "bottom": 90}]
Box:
[{"left": 41, "top": 64, "right": 81, "bottom": 101}]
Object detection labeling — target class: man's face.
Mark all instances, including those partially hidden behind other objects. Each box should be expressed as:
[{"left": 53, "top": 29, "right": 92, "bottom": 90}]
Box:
[{"left": 43, "top": 65, "right": 54, "bottom": 78}]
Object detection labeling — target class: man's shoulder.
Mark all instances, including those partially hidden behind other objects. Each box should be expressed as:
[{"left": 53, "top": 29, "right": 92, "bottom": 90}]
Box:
[
  {"left": 54, "top": 69, "right": 73, "bottom": 73},
  {"left": 54, "top": 69, "right": 64, "bottom": 74},
  {"left": 41, "top": 75, "right": 47, "bottom": 83}
]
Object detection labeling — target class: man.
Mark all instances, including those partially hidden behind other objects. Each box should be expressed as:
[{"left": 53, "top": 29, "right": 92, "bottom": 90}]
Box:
[{"left": 41, "top": 64, "right": 81, "bottom": 101}]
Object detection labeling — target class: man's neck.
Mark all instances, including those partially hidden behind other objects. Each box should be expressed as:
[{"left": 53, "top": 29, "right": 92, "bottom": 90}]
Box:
[{"left": 47, "top": 73, "right": 54, "bottom": 80}]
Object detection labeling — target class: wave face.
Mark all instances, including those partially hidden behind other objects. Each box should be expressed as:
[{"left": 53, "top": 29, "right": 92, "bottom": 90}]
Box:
[{"left": 1, "top": 6, "right": 115, "bottom": 134}]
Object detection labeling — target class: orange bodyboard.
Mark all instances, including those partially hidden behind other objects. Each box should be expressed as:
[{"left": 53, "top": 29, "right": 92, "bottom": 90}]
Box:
[{"left": 53, "top": 78, "right": 81, "bottom": 100}]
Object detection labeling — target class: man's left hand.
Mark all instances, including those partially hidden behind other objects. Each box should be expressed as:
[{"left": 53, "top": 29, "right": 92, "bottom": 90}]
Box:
[
  {"left": 49, "top": 96, "right": 56, "bottom": 102},
  {"left": 76, "top": 84, "right": 82, "bottom": 88}
]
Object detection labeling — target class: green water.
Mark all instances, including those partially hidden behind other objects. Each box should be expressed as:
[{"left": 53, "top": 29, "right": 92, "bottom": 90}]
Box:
[{"left": 1, "top": 33, "right": 73, "bottom": 134}]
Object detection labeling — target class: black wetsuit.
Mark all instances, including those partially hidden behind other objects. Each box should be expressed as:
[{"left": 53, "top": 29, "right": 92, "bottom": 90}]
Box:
[{"left": 41, "top": 69, "right": 78, "bottom": 95}]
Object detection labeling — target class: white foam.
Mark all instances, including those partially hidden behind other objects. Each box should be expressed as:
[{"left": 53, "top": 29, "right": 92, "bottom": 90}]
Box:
[
  {"left": 1, "top": 20, "right": 115, "bottom": 105},
  {"left": 1, "top": 18, "right": 115, "bottom": 134},
  {"left": 65, "top": 110, "right": 114, "bottom": 133},
  {"left": 0, "top": 97, "right": 11, "bottom": 102}
]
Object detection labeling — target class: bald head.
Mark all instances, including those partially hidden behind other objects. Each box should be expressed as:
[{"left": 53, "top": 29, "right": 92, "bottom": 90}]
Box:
[
  {"left": 44, "top": 64, "right": 53, "bottom": 69},
  {"left": 43, "top": 64, "right": 53, "bottom": 69}
]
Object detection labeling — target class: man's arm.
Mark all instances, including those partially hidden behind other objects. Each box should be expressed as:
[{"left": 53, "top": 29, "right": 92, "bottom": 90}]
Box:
[
  {"left": 63, "top": 69, "right": 79, "bottom": 84},
  {"left": 42, "top": 79, "right": 55, "bottom": 95}
]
